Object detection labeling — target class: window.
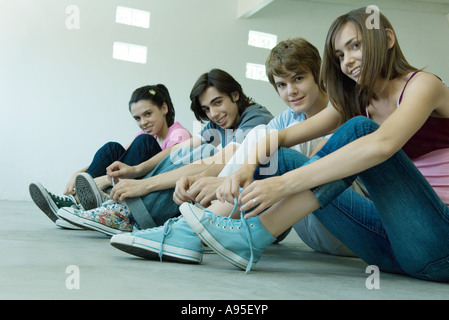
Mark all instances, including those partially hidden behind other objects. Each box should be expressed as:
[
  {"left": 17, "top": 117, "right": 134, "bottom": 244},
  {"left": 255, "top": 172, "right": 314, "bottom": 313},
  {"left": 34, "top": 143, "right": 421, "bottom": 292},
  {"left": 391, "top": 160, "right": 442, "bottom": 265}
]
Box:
[
  {"left": 113, "top": 42, "right": 148, "bottom": 64},
  {"left": 248, "top": 30, "right": 277, "bottom": 50},
  {"left": 115, "top": 6, "right": 150, "bottom": 29},
  {"left": 246, "top": 30, "right": 277, "bottom": 81},
  {"left": 246, "top": 63, "right": 268, "bottom": 82}
]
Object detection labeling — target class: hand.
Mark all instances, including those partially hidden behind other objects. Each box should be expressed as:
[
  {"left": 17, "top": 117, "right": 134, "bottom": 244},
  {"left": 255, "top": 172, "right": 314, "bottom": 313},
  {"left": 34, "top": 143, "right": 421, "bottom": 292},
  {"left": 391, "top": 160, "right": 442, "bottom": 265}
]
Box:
[
  {"left": 64, "top": 176, "right": 77, "bottom": 196},
  {"left": 238, "top": 176, "right": 286, "bottom": 218},
  {"left": 173, "top": 176, "right": 197, "bottom": 205},
  {"left": 173, "top": 176, "right": 225, "bottom": 207},
  {"left": 107, "top": 161, "right": 139, "bottom": 181},
  {"left": 216, "top": 168, "right": 254, "bottom": 205},
  {"left": 109, "top": 179, "right": 148, "bottom": 202},
  {"left": 188, "top": 176, "right": 225, "bottom": 207},
  {"left": 64, "top": 170, "right": 83, "bottom": 195}
]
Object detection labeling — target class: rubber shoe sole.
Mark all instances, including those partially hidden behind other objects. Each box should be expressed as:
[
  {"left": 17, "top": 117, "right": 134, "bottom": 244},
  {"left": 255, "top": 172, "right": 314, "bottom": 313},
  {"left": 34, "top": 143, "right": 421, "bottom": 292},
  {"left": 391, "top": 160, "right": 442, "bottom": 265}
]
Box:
[
  {"left": 110, "top": 234, "right": 203, "bottom": 264},
  {"left": 29, "top": 182, "right": 59, "bottom": 222},
  {"left": 75, "top": 173, "right": 103, "bottom": 210},
  {"left": 57, "top": 207, "right": 125, "bottom": 236}
]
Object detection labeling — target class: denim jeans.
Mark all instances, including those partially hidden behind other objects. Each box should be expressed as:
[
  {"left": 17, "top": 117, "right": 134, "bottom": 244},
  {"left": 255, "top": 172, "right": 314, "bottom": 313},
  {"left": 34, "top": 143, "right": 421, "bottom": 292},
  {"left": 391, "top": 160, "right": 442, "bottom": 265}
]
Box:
[
  {"left": 274, "top": 116, "right": 449, "bottom": 281},
  {"left": 126, "top": 143, "right": 218, "bottom": 229},
  {"left": 86, "top": 134, "right": 162, "bottom": 178}
]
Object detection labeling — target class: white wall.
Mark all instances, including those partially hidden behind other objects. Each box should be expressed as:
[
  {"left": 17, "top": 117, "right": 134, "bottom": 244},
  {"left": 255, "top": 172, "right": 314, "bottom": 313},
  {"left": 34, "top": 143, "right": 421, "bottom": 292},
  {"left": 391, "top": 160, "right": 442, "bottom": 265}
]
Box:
[{"left": 1, "top": 0, "right": 448, "bottom": 201}]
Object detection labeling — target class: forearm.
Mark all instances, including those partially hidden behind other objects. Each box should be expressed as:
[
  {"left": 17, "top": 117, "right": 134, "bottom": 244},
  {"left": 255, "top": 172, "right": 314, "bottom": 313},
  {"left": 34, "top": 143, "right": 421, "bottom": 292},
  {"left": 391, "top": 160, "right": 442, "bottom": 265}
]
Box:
[
  {"left": 93, "top": 175, "right": 112, "bottom": 190},
  {"left": 143, "top": 144, "right": 236, "bottom": 193},
  {"left": 144, "top": 161, "right": 225, "bottom": 193},
  {"left": 134, "top": 147, "right": 172, "bottom": 177},
  {"left": 134, "top": 137, "right": 201, "bottom": 177},
  {"left": 279, "top": 133, "right": 391, "bottom": 197},
  {"left": 243, "top": 107, "right": 340, "bottom": 173}
]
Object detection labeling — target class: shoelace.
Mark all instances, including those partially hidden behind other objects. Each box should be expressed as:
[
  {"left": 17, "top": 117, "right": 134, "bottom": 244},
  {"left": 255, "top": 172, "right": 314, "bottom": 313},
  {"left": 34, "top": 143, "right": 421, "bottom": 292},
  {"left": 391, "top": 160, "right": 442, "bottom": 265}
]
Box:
[
  {"left": 160, "top": 218, "right": 177, "bottom": 260},
  {"left": 236, "top": 200, "right": 254, "bottom": 274},
  {"left": 206, "top": 195, "right": 254, "bottom": 274},
  {"left": 49, "top": 190, "right": 75, "bottom": 204}
]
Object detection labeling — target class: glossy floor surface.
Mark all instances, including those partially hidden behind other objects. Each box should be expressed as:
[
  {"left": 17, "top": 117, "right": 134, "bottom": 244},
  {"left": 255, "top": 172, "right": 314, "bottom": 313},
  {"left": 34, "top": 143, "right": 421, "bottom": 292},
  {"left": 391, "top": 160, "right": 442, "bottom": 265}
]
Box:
[{"left": 1, "top": 201, "right": 448, "bottom": 300}]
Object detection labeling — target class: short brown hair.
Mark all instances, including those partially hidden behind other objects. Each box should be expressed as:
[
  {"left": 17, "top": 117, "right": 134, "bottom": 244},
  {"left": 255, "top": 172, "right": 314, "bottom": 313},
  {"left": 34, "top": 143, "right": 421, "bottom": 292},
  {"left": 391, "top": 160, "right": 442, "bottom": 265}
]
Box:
[{"left": 266, "top": 38, "right": 324, "bottom": 93}]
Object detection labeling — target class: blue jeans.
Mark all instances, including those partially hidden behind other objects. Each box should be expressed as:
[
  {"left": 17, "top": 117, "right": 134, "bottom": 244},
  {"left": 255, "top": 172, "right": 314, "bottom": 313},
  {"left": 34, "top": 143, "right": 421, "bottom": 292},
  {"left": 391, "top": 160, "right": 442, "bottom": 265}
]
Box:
[
  {"left": 274, "top": 116, "right": 449, "bottom": 281},
  {"left": 86, "top": 134, "right": 161, "bottom": 178},
  {"left": 126, "top": 144, "right": 218, "bottom": 229}
]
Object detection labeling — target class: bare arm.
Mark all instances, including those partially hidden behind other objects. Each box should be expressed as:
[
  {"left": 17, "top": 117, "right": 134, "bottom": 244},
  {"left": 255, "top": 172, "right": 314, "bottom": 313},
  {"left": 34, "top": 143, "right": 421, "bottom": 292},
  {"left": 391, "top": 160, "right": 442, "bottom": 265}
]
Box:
[
  {"left": 107, "top": 136, "right": 203, "bottom": 180},
  {"left": 109, "top": 142, "right": 239, "bottom": 202},
  {"left": 217, "top": 104, "right": 341, "bottom": 203},
  {"left": 240, "top": 73, "right": 446, "bottom": 216}
]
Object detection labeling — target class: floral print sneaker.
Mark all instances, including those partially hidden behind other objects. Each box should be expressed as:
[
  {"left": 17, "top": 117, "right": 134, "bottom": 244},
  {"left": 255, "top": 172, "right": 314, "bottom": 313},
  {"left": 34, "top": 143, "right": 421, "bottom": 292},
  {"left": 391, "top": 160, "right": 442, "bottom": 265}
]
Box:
[{"left": 57, "top": 201, "right": 134, "bottom": 236}]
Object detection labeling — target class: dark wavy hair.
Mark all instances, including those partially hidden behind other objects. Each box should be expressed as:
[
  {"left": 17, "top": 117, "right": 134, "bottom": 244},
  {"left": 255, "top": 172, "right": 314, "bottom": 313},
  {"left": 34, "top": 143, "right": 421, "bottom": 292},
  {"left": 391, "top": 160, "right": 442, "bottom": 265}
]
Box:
[{"left": 190, "top": 69, "right": 254, "bottom": 122}]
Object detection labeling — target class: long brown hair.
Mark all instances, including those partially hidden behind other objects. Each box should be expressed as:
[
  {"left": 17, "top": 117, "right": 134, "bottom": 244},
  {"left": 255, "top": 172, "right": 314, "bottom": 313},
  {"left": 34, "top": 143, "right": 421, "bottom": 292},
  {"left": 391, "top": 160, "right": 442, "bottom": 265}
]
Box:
[{"left": 321, "top": 7, "right": 417, "bottom": 123}]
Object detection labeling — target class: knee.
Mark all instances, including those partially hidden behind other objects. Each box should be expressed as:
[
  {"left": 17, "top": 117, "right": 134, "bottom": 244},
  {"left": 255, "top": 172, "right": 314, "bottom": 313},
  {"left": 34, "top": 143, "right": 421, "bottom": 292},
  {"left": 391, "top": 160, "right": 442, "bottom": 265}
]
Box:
[
  {"left": 342, "top": 116, "right": 379, "bottom": 137},
  {"left": 132, "top": 133, "right": 158, "bottom": 147},
  {"left": 100, "top": 141, "right": 123, "bottom": 153}
]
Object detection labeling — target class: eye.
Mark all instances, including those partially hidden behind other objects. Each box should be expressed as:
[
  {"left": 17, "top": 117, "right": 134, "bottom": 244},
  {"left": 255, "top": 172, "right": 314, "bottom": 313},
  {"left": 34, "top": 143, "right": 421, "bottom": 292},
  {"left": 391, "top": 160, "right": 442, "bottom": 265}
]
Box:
[
  {"left": 202, "top": 107, "right": 210, "bottom": 113},
  {"left": 276, "top": 83, "right": 285, "bottom": 89},
  {"left": 351, "top": 42, "right": 360, "bottom": 50},
  {"left": 295, "top": 76, "right": 303, "bottom": 82},
  {"left": 144, "top": 112, "right": 152, "bottom": 117},
  {"left": 134, "top": 117, "right": 141, "bottom": 122}
]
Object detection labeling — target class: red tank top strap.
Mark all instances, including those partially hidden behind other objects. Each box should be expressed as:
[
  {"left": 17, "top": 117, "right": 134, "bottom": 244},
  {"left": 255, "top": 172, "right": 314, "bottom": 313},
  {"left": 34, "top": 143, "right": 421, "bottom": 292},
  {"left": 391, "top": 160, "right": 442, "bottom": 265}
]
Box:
[{"left": 398, "top": 71, "right": 420, "bottom": 105}]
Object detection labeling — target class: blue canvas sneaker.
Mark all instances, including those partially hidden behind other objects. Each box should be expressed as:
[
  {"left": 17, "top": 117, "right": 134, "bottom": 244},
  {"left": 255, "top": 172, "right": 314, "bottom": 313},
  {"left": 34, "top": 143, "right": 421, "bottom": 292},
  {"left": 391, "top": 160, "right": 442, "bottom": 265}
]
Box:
[
  {"left": 180, "top": 202, "right": 276, "bottom": 273},
  {"left": 110, "top": 217, "right": 204, "bottom": 264}
]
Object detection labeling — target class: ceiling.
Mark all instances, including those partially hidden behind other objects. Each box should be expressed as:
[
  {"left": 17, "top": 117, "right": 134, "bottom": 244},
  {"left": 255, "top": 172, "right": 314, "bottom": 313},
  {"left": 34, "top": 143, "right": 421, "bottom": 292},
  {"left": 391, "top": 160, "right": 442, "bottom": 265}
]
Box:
[{"left": 238, "top": 0, "right": 449, "bottom": 18}]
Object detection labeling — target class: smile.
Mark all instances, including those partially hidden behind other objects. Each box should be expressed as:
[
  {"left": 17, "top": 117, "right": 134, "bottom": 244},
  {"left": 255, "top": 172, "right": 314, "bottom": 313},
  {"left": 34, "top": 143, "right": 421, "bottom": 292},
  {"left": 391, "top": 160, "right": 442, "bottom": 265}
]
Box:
[
  {"left": 216, "top": 115, "right": 226, "bottom": 125},
  {"left": 290, "top": 96, "right": 305, "bottom": 104},
  {"left": 351, "top": 67, "right": 361, "bottom": 76}
]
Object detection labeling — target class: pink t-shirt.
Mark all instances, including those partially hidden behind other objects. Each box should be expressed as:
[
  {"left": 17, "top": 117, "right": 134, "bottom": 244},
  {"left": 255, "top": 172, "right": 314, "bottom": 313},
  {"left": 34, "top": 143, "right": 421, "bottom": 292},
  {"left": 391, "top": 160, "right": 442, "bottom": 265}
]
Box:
[
  {"left": 412, "top": 149, "right": 449, "bottom": 205},
  {"left": 135, "top": 121, "right": 191, "bottom": 150},
  {"left": 366, "top": 71, "right": 449, "bottom": 205}
]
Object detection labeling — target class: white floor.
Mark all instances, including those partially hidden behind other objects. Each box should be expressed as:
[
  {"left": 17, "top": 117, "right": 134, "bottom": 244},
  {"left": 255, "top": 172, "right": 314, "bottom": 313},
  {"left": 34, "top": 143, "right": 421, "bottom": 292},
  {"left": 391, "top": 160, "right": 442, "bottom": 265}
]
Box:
[{"left": 1, "top": 200, "right": 448, "bottom": 300}]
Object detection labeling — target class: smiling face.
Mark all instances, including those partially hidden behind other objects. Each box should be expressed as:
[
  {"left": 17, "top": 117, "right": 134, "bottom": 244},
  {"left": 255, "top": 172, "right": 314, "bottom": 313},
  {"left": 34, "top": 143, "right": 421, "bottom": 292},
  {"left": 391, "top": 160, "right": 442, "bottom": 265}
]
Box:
[
  {"left": 333, "top": 22, "right": 363, "bottom": 83},
  {"left": 198, "top": 86, "right": 240, "bottom": 129},
  {"left": 130, "top": 100, "right": 168, "bottom": 137},
  {"left": 273, "top": 71, "right": 322, "bottom": 118}
]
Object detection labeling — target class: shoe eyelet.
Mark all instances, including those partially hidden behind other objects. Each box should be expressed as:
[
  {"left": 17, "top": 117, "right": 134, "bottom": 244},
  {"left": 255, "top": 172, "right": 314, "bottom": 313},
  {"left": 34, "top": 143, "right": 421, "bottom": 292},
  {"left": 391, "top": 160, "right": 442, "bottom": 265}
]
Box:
[
  {"left": 250, "top": 224, "right": 255, "bottom": 228},
  {"left": 230, "top": 227, "right": 234, "bottom": 230}
]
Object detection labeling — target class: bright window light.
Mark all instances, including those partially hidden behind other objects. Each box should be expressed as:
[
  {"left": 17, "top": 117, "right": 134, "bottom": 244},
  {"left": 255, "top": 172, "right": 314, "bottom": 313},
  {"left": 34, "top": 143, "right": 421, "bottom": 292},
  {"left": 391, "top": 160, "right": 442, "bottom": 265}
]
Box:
[
  {"left": 113, "top": 42, "right": 148, "bottom": 64},
  {"left": 116, "top": 6, "right": 150, "bottom": 29},
  {"left": 248, "top": 30, "right": 277, "bottom": 50},
  {"left": 246, "top": 63, "right": 268, "bottom": 82}
]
